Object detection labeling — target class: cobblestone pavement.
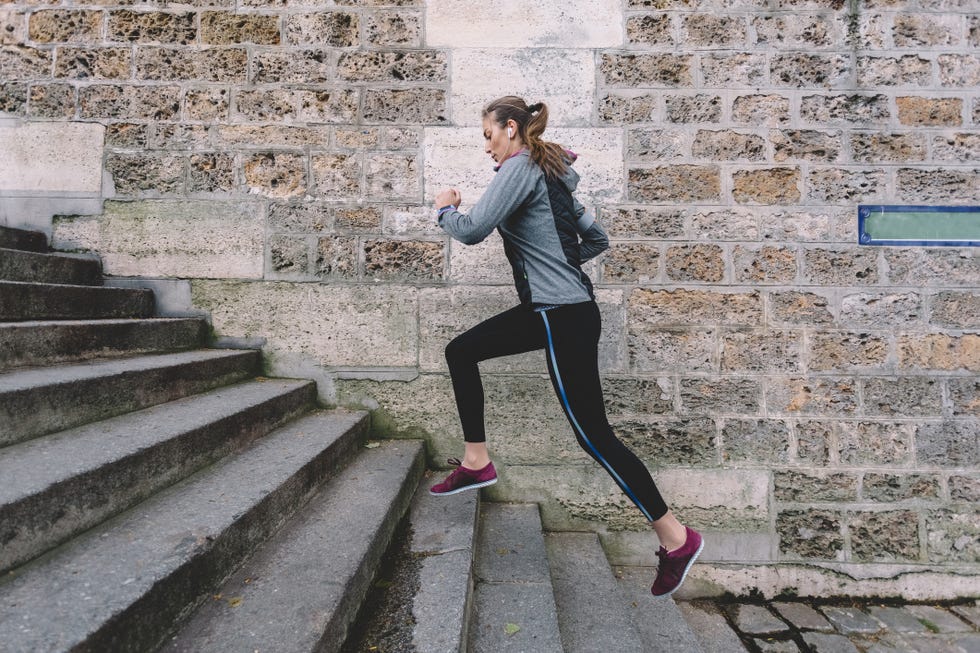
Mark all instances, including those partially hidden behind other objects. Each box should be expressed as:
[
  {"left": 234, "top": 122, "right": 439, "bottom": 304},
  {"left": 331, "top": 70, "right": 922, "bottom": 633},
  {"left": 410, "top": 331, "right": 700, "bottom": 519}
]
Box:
[{"left": 680, "top": 598, "right": 980, "bottom": 653}]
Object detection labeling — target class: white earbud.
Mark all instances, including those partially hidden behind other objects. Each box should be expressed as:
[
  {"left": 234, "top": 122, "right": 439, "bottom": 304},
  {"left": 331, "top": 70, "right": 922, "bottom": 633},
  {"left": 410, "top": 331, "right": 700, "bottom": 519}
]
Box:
[{"left": 507, "top": 127, "right": 513, "bottom": 139}]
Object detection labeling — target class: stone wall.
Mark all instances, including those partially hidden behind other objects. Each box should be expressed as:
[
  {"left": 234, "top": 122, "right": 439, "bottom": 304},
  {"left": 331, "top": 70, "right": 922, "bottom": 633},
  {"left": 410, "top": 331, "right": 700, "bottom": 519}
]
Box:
[{"left": 3, "top": 0, "right": 977, "bottom": 597}]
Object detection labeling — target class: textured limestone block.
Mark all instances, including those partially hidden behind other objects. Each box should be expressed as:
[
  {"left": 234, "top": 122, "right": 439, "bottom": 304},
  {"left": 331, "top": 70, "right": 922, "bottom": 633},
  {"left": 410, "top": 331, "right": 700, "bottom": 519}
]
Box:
[
  {"left": 777, "top": 509, "right": 844, "bottom": 560},
  {"left": 665, "top": 244, "right": 724, "bottom": 282},
  {"left": 771, "top": 53, "right": 850, "bottom": 88},
  {"left": 362, "top": 88, "right": 447, "bottom": 124},
  {"left": 840, "top": 292, "right": 922, "bottom": 328},
  {"left": 796, "top": 420, "right": 832, "bottom": 465},
  {"left": 426, "top": 0, "right": 622, "bottom": 48},
  {"left": 927, "top": 508, "right": 979, "bottom": 563},
  {"left": 850, "top": 132, "right": 927, "bottom": 163},
  {"left": 230, "top": 88, "right": 294, "bottom": 122},
  {"left": 721, "top": 330, "right": 803, "bottom": 374},
  {"left": 626, "top": 14, "right": 673, "bottom": 46},
  {"left": 916, "top": 420, "right": 979, "bottom": 467},
  {"left": 771, "top": 130, "right": 841, "bottom": 163},
  {"left": 722, "top": 419, "right": 790, "bottom": 463},
  {"left": 732, "top": 94, "right": 790, "bottom": 126},
  {"left": 733, "top": 245, "right": 797, "bottom": 284},
  {"left": 0, "top": 8, "right": 26, "bottom": 45},
  {"left": 626, "top": 128, "right": 686, "bottom": 162},
  {"left": 53, "top": 200, "right": 263, "bottom": 278},
  {"left": 365, "top": 153, "right": 421, "bottom": 200},
  {"left": 769, "top": 291, "right": 835, "bottom": 326},
  {"left": 26, "top": 84, "right": 73, "bottom": 118},
  {"left": 244, "top": 152, "right": 306, "bottom": 199},
  {"left": 614, "top": 416, "right": 717, "bottom": 466},
  {"left": 897, "top": 96, "right": 963, "bottom": 126},
  {"left": 692, "top": 209, "right": 761, "bottom": 241},
  {"left": 55, "top": 47, "right": 131, "bottom": 80},
  {"left": 189, "top": 153, "right": 235, "bottom": 193},
  {"left": 939, "top": 54, "right": 980, "bottom": 87},
  {"left": 335, "top": 127, "right": 381, "bottom": 149},
  {"left": 767, "top": 377, "right": 858, "bottom": 416},
  {"left": 364, "top": 239, "right": 444, "bottom": 281},
  {"left": 251, "top": 50, "right": 333, "bottom": 84},
  {"left": 758, "top": 209, "right": 836, "bottom": 242},
  {"left": 0, "top": 120, "right": 103, "bottom": 196},
  {"left": 0, "top": 83, "right": 26, "bottom": 115},
  {"left": 105, "top": 123, "right": 147, "bottom": 149},
  {"left": 365, "top": 11, "right": 421, "bottom": 47},
  {"left": 803, "top": 247, "right": 878, "bottom": 285},
  {"left": 930, "top": 293, "right": 980, "bottom": 330},
  {"left": 310, "top": 153, "right": 359, "bottom": 200},
  {"left": 597, "top": 93, "right": 659, "bottom": 123},
  {"left": 732, "top": 168, "right": 801, "bottom": 205},
  {"left": 315, "top": 235, "right": 358, "bottom": 279},
  {"left": 850, "top": 511, "right": 920, "bottom": 562},
  {"left": 603, "top": 207, "right": 685, "bottom": 239},
  {"left": 218, "top": 126, "right": 328, "bottom": 150},
  {"left": 200, "top": 11, "right": 280, "bottom": 45},
  {"left": 450, "top": 49, "right": 594, "bottom": 126},
  {"left": 932, "top": 133, "right": 980, "bottom": 162},
  {"left": 898, "top": 334, "right": 980, "bottom": 372},
  {"left": 338, "top": 50, "right": 446, "bottom": 83},
  {"left": 184, "top": 88, "right": 229, "bottom": 121},
  {"left": 1, "top": 46, "right": 50, "bottom": 81},
  {"left": 893, "top": 13, "right": 962, "bottom": 47},
  {"left": 863, "top": 473, "right": 941, "bottom": 503},
  {"left": 665, "top": 94, "right": 722, "bottom": 123},
  {"left": 680, "top": 378, "right": 761, "bottom": 415},
  {"left": 284, "top": 12, "right": 358, "bottom": 46},
  {"left": 106, "top": 152, "right": 183, "bottom": 195},
  {"left": 600, "top": 53, "right": 693, "bottom": 87},
  {"left": 693, "top": 130, "right": 765, "bottom": 161},
  {"left": 774, "top": 470, "right": 858, "bottom": 503},
  {"left": 949, "top": 475, "right": 980, "bottom": 502},
  {"left": 864, "top": 377, "right": 943, "bottom": 418},
  {"left": 629, "top": 288, "right": 762, "bottom": 327},
  {"left": 856, "top": 55, "right": 931, "bottom": 87},
  {"left": 839, "top": 421, "right": 914, "bottom": 466},
  {"left": 336, "top": 206, "right": 383, "bottom": 232},
  {"left": 136, "top": 47, "right": 247, "bottom": 82},
  {"left": 895, "top": 168, "right": 977, "bottom": 203},
  {"left": 701, "top": 53, "right": 767, "bottom": 87},
  {"left": 949, "top": 378, "right": 979, "bottom": 417},
  {"left": 447, "top": 235, "right": 510, "bottom": 284},
  {"left": 629, "top": 166, "right": 721, "bottom": 203},
  {"left": 149, "top": 124, "right": 211, "bottom": 150},
  {"left": 29, "top": 10, "right": 102, "bottom": 44},
  {"left": 268, "top": 202, "right": 332, "bottom": 234},
  {"left": 297, "top": 89, "right": 359, "bottom": 123},
  {"left": 682, "top": 14, "right": 747, "bottom": 47},
  {"left": 603, "top": 377, "right": 673, "bottom": 416},
  {"left": 753, "top": 14, "right": 838, "bottom": 48},
  {"left": 800, "top": 94, "right": 890, "bottom": 125},
  {"left": 107, "top": 11, "right": 197, "bottom": 44},
  {"left": 627, "top": 327, "right": 716, "bottom": 374},
  {"left": 384, "top": 205, "right": 440, "bottom": 236},
  {"left": 269, "top": 234, "right": 309, "bottom": 276},
  {"left": 602, "top": 242, "right": 661, "bottom": 283},
  {"left": 809, "top": 332, "right": 888, "bottom": 372},
  {"left": 80, "top": 84, "right": 180, "bottom": 120}
]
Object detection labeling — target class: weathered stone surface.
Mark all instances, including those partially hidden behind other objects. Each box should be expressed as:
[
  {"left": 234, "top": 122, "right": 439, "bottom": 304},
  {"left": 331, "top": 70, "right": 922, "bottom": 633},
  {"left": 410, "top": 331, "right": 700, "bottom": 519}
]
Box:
[
  {"left": 771, "top": 602, "right": 834, "bottom": 633},
  {"left": 898, "top": 334, "right": 980, "bottom": 372},
  {"left": 760, "top": 209, "right": 836, "bottom": 242},
  {"left": 629, "top": 166, "right": 721, "bottom": 203},
  {"left": 310, "top": 153, "right": 359, "bottom": 200},
  {"left": 722, "top": 419, "right": 790, "bottom": 463},
  {"left": 597, "top": 93, "right": 658, "bottom": 123},
  {"left": 184, "top": 88, "right": 229, "bottom": 120},
  {"left": 732, "top": 94, "right": 791, "bottom": 126},
  {"left": 680, "top": 378, "right": 761, "bottom": 415},
  {"left": 768, "top": 291, "right": 835, "bottom": 326},
  {"left": 244, "top": 153, "right": 306, "bottom": 199},
  {"left": 55, "top": 47, "right": 130, "bottom": 80},
  {"left": 777, "top": 509, "right": 844, "bottom": 560},
  {"left": 681, "top": 14, "right": 746, "bottom": 47},
  {"left": 932, "top": 133, "right": 980, "bottom": 162},
  {"left": 950, "top": 475, "right": 980, "bottom": 502},
  {"left": 602, "top": 243, "right": 661, "bottom": 283},
  {"left": 603, "top": 377, "right": 673, "bottom": 416},
  {"left": 365, "top": 154, "right": 420, "bottom": 200},
  {"left": 106, "top": 153, "right": 184, "bottom": 195},
  {"left": 665, "top": 244, "right": 724, "bottom": 282},
  {"left": 895, "top": 168, "right": 978, "bottom": 203},
  {"left": 27, "top": 84, "right": 75, "bottom": 118},
  {"left": 728, "top": 604, "right": 787, "bottom": 636},
  {"left": 897, "top": 96, "right": 963, "bottom": 126},
  {"left": 856, "top": 55, "right": 931, "bottom": 87},
  {"left": 314, "top": 235, "right": 357, "bottom": 279},
  {"left": 916, "top": 420, "right": 979, "bottom": 468},
  {"left": 267, "top": 202, "right": 331, "bottom": 234},
  {"left": 629, "top": 288, "right": 762, "bottom": 327},
  {"left": 840, "top": 292, "right": 922, "bottom": 328},
  {"left": 628, "top": 327, "right": 716, "bottom": 374},
  {"left": 29, "top": 10, "right": 102, "bottom": 44},
  {"left": 732, "top": 168, "right": 800, "bottom": 204},
  {"left": 337, "top": 206, "right": 383, "bottom": 233},
  {"left": 850, "top": 132, "right": 928, "bottom": 162},
  {"left": 849, "top": 511, "right": 920, "bottom": 562},
  {"left": 701, "top": 53, "right": 767, "bottom": 87},
  {"left": 939, "top": 54, "right": 980, "bottom": 87},
  {"left": 338, "top": 50, "right": 446, "bottom": 83},
  {"left": 283, "top": 12, "right": 358, "bottom": 47},
  {"left": 839, "top": 421, "right": 914, "bottom": 466},
  {"left": 927, "top": 508, "right": 979, "bottom": 563},
  {"left": 665, "top": 94, "right": 722, "bottom": 123},
  {"left": 189, "top": 153, "right": 234, "bottom": 193},
  {"left": 771, "top": 53, "right": 850, "bottom": 88},
  {"left": 693, "top": 130, "right": 765, "bottom": 160},
  {"left": 774, "top": 470, "right": 857, "bottom": 503},
  {"left": 251, "top": 49, "right": 332, "bottom": 84},
  {"left": 626, "top": 14, "right": 672, "bottom": 45},
  {"left": 297, "top": 89, "right": 359, "bottom": 123},
  {"left": 733, "top": 245, "right": 796, "bottom": 284},
  {"left": 446, "top": 236, "right": 510, "bottom": 285},
  {"left": 863, "top": 377, "right": 943, "bottom": 417},
  {"left": 949, "top": 378, "right": 979, "bottom": 417},
  {"left": 807, "top": 167, "right": 885, "bottom": 204},
  {"left": 107, "top": 11, "right": 197, "bottom": 44},
  {"left": 803, "top": 247, "right": 878, "bottom": 285},
  {"left": 0, "top": 121, "right": 104, "bottom": 194},
  {"left": 0, "top": 83, "right": 27, "bottom": 115},
  {"left": 863, "top": 473, "right": 941, "bottom": 502},
  {"left": 721, "top": 330, "right": 802, "bottom": 373},
  {"left": 820, "top": 607, "right": 881, "bottom": 635},
  {"left": 627, "top": 128, "right": 685, "bottom": 161},
  {"left": 135, "top": 47, "right": 246, "bottom": 82},
  {"left": 767, "top": 378, "right": 858, "bottom": 416},
  {"left": 365, "top": 11, "right": 421, "bottom": 47},
  {"left": 616, "top": 417, "right": 717, "bottom": 466},
  {"left": 893, "top": 13, "right": 962, "bottom": 47},
  {"left": 364, "top": 239, "right": 443, "bottom": 281},
  {"left": 53, "top": 200, "right": 263, "bottom": 278},
  {"left": 80, "top": 84, "right": 181, "bottom": 120},
  {"left": 362, "top": 88, "right": 447, "bottom": 124},
  {"left": 603, "top": 207, "right": 685, "bottom": 239},
  {"left": 800, "top": 94, "right": 890, "bottom": 125},
  {"left": 796, "top": 420, "right": 832, "bottom": 465},
  {"left": 808, "top": 332, "right": 888, "bottom": 372},
  {"left": 771, "top": 130, "right": 841, "bottom": 162},
  {"left": 601, "top": 53, "right": 694, "bottom": 87},
  {"left": 216, "top": 125, "right": 330, "bottom": 148},
  {"left": 930, "top": 292, "right": 980, "bottom": 329},
  {"left": 269, "top": 234, "right": 309, "bottom": 276}
]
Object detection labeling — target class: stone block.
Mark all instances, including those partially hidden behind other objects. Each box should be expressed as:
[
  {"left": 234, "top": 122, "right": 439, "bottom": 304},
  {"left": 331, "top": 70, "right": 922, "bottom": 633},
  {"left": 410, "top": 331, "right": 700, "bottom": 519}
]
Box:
[
  {"left": 897, "top": 96, "right": 963, "bottom": 126},
  {"left": 680, "top": 378, "right": 761, "bottom": 415},
  {"left": 774, "top": 470, "right": 857, "bottom": 503},
  {"left": 310, "top": 153, "right": 360, "bottom": 200},
  {"left": 701, "top": 53, "right": 767, "bottom": 87},
  {"left": 771, "top": 53, "right": 850, "bottom": 88},
  {"left": 268, "top": 203, "right": 330, "bottom": 236},
  {"left": 603, "top": 377, "right": 673, "bottom": 416},
  {"left": 930, "top": 292, "right": 980, "bottom": 329},
  {"left": 916, "top": 420, "right": 979, "bottom": 468},
  {"left": 268, "top": 234, "right": 309, "bottom": 276},
  {"left": 864, "top": 377, "right": 943, "bottom": 417},
  {"left": 232, "top": 89, "right": 295, "bottom": 122},
  {"left": 626, "top": 128, "right": 686, "bottom": 161},
  {"left": 732, "top": 168, "right": 801, "bottom": 205},
  {"left": 362, "top": 88, "right": 447, "bottom": 124},
  {"left": 728, "top": 604, "right": 787, "bottom": 636},
  {"left": 80, "top": 84, "right": 181, "bottom": 120},
  {"left": 597, "top": 93, "right": 658, "bottom": 123},
  {"left": 0, "top": 121, "right": 103, "bottom": 194},
  {"left": 629, "top": 166, "right": 721, "bottom": 203},
  {"left": 105, "top": 123, "right": 147, "bottom": 149},
  {"left": 939, "top": 54, "right": 980, "bottom": 87},
  {"left": 681, "top": 14, "right": 747, "bottom": 47},
  {"left": 932, "top": 133, "right": 980, "bottom": 162},
  {"left": 888, "top": 249, "right": 980, "bottom": 287},
  {"left": 893, "top": 13, "right": 962, "bottom": 47},
  {"left": 189, "top": 153, "right": 235, "bottom": 193},
  {"left": 192, "top": 281, "right": 419, "bottom": 367},
  {"left": 283, "top": 12, "right": 358, "bottom": 47},
  {"left": 314, "top": 235, "right": 358, "bottom": 280},
  {"left": 732, "top": 245, "right": 797, "bottom": 284},
  {"left": 771, "top": 602, "right": 834, "bottom": 633},
  {"left": 627, "top": 327, "right": 716, "bottom": 374},
  {"left": 839, "top": 421, "right": 914, "bottom": 466},
  {"left": 856, "top": 55, "right": 931, "bottom": 87},
  {"left": 767, "top": 377, "right": 858, "bottom": 416},
  {"left": 0, "top": 83, "right": 27, "bottom": 115},
  {"left": 243, "top": 152, "right": 305, "bottom": 199},
  {"left": 807, "top": 167, "right": 885, "bottom": 204},
  {"left": 800, "top": 94, "right": 890, "bottom": 125},
  {"left": 601, "top": 242, "right": 661, "bottom": 283},
  {"left": 771, "top": 130, "right": 841, "bottom": 163},
  {"left": 600, "top": 53, "right": 693, "bottom": 87},
  {"left": 338, "top": 50, "right": 447, "bottom": 83},
  {"left": 721, "top": 330, "right": 803, "bottom": 374},
  {"left": 895, "top": 168, "right": 978, "bottom": 203},
  {"left": 862, "top": 473, "right": 941, "bottom": 502},
  {"left": 629, "top": 288, "right": 762, "bottom": 327},
  {"left": 768, "top": 291, "right": 835, "bottom": 326},
  {"left": 949, "top": 378, "right": 979, "bottom": 417},
  {"left": 251, "top": 50, "right": 333, "bottom": 84},
  {"left": 29, "top": 9, "right": 102, "bottom": 44},
  {"left": 665, "top": 244, "right": 724, "bottom": 282},
  {"left": 135, "top": 47, "right": 247, "bottom": 82},
  {"left": 426, "top": 0, "right": 622, "bottom": 48},
  {"left": 335, "top": 127, "right": 381, "bottom": 150},
  {"left": 148, "top": 124, "right": 211, "bottom": 150},
  {"left": 27, "top": 84, "right": 75, "bottom": 119},
  {"left": 365, "top": 153, "right": 421, "bottom": 200},
  {"left": 850, "top": 132, "right": 927, "bottom": 163},
  {"left": 626, "top": 14, "right": 673, "bottom": 46},
  {"left": 337, "top": 206, "right": 383, "bottom": 233},
  {"left": 693, "top": 130, "right": 765, "bottom": 161},
  {"left": 450, "top": 49, "right": 593, "bottom": 126},
  {"left": 907, "top": 605, "right": 975, "bottom": 634},
  {"left": 217, "top": 125, "right": 329, "bottom": 149},
  {"left": 365, "top": 11, "right": 421, "bottom": 47},
  {"left": 753, "top": 14, "right": 839, "bottom": 48},
  {"left": 106, "top": 152, "right": 183, "bottom": 195},
  {"left": 898, "top": 334, "right": 980, "bottom": 372},
  {"left": 665, "top": 94, "right": 722, "bottom": 123},
  {"left": 840, "top": 292, "right": 922, "bottom": 328},
  {"left": 949, "top": 475, "right": 980, "bottom": 502},
  {"left": 927, "top": 508, "right": 979, "bottom": 563},
  {"left": 808, "top": 332, "right": 889, "bottom": 372},
  {"left": 759, "top": 209, "right": 836, "bottom": 242},
  {"left": 722, "top": 419, "right": 790, "bottom": 463},
  {"left": 364, "top": 239, "right": 443, "bottom": 282},
  {"left": 603, "top": 207, "right": 685, "bottom": 239},
  {"left": 0, "top": 8, "right": 26, "bottom": 45},
  {"left": 298, "top": 89, "right": 360, "bottom": 124},
  {"left": 803, "top": 247, "right": 878, "bottom": 285},
  {"left": 731, "top": 94, "right": 791, "bottom": 126},
  {"left": 777, "top": 509, "right": 843, "bottom": 560},
  {"left": 107, "top": 10, "right": 197, "bottom": 44},
  {"left": 796, "top": 420, "right": 832, "bottom": 465},
  {"left": 55, "top": 47, "right": 131, "bottom": 80},
  {"left": 53, "top": 200, "right": 263, "bottom": 278},
  {"left": 615, "top": 416, "right": 717, "bottom": 466},
  {"left": 184, "top": 88, "right": 229, "bottom": 121},
  {"left": 447, "top": 236, "right": 510, "bottom": 285},
  {"left": 819, "top": 607, "right": 881, "bottom": 636}
]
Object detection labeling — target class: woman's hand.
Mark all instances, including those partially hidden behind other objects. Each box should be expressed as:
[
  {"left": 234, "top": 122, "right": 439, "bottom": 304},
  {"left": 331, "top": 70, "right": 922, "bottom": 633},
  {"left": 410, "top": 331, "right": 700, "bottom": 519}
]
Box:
[{"left": 435, "top": 188, "right": 461, "bottom": 209}]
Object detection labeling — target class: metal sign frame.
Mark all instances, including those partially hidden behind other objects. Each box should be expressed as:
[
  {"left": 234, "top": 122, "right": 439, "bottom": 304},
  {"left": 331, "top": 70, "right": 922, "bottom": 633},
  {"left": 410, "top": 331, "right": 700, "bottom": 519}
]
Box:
[{"left": 858, "top": 205, "right": 980, "bottom": 247}]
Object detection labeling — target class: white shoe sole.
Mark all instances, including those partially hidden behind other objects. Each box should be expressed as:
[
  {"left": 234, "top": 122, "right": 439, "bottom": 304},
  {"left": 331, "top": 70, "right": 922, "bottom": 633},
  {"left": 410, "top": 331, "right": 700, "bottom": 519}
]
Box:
[{"left": 429, "top": 477, "right": 497, "bottom": 496}]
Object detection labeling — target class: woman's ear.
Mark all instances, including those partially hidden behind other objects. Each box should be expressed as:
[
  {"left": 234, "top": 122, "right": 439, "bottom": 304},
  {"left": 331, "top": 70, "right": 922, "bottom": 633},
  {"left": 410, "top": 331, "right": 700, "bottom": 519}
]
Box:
[{"left": 507, "top": 119, "right": 517, "bottom": 139}]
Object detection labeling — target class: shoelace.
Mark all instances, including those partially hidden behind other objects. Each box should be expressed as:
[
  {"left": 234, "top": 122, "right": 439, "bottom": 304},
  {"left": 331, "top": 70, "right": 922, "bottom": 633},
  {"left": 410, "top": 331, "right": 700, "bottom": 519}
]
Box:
[{"left": 655, "top": 547, "right": 681, "bottom": 580}]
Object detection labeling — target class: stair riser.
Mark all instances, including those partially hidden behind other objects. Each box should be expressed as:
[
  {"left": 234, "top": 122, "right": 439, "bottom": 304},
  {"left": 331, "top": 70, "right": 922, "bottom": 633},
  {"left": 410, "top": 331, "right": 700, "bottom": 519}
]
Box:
[
  {"left": 0, "top": 351, "right": 262, "bottom": 447},
  {"left": 0, "top": 382, "right": 317, "bottom": 575},
  {"left": 0, "top": 320, "right": 208, "bottom": 371},
  {"left": 0, "top": 249, "right": 102, "bottom": 285},
  {"left": 0, "top": 226, "right": 46, "bottom": 253},
  {"left": 83, "top": 416, "right": 375, "bottom": 653},
  {"left": 0, "top": 283, "right": 154, "bottom": 321}
]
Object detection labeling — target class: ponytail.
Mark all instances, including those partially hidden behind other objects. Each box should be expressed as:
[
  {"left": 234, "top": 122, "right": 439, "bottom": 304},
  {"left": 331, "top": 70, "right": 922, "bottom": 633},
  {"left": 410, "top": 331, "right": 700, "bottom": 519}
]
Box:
[{"left": 483, "top": 96, "right": 569, "bottom": 180}]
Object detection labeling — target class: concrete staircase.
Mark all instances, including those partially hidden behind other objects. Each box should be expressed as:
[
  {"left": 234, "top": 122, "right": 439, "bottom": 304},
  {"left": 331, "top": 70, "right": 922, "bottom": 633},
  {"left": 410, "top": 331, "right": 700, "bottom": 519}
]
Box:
[{"left": 0, "top": 224, "right": 425, "bottom": 652}]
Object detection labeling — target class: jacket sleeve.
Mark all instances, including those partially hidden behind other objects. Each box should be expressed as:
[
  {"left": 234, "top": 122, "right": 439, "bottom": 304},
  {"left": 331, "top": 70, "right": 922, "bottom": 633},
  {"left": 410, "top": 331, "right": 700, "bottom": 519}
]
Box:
[
  {"left": 573, "top": 199, "right": 610, "bottom": 262},
  {"left": 438, "top": 158, "right": 536, "bottom": 245}
]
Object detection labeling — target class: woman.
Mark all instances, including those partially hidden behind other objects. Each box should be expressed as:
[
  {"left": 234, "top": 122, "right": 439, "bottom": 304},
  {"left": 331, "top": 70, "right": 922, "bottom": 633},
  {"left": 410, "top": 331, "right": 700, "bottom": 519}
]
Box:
[{"left": 430, "top": 96, "right": 702, "bottom": 597}]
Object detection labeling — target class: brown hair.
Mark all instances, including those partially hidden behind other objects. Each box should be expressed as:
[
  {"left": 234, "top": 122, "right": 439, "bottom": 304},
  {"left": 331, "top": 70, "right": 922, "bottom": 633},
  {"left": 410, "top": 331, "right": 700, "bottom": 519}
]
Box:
[{"left": 483, "top": 96, "right": 569, "bottom": 180}]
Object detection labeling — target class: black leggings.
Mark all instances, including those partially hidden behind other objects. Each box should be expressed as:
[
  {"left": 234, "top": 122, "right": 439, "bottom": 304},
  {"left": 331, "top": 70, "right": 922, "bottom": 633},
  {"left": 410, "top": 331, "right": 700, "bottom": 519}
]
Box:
[{"left": 444, "top": 301, "right": 669, "bottom": 522}]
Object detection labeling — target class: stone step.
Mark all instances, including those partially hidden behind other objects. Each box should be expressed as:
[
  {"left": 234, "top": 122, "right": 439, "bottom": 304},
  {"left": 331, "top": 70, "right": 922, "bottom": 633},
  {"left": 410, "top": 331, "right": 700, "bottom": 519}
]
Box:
[
  {"left": 0, "top": 348, "right": 261, "bottom": 446},
  {"left": 613, "top": 566, "right": 706, "bottom": 652},
  {"left": 163, "top": 439, "right": 425, "bottom": 653},
  {"left": 0, "top": 378, "right": 316, "bottom": 574},
  {"left": 0, "top": 247, "right": 102, "bottom": 285},
  {"left": 0, "top": 410, "right": 371, "bottom": 653},
  {"left": 0, "top": 317, "right": 208, "bottom": 371},
  {"left": 469, "top": 503, "right": 563, "bottom": 653},
  {"left": 545, "top": 532, "right": 648, "bottom": 652},
  {"left": 0, "top": 280, "right": 154, "bottom": 321},
  {"left": 0, "top": 225, "right": 47, "bottom": 253}
]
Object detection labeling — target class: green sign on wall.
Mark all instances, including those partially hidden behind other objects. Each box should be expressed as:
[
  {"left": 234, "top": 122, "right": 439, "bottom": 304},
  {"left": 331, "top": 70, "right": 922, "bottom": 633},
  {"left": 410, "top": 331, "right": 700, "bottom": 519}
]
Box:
[{"left": 859, "top": 206, "right": 980, "bottom": 247}]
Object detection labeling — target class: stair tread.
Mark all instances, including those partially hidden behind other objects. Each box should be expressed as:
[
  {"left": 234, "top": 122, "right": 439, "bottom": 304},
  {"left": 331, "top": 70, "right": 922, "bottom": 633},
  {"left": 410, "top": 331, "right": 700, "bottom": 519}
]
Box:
[
  {"left": 545, "top": 532, "right": 648, "bottom": 653},
  {"left": 164, "top": 439, "right": 425, "bottom": 653},
  {"left": 614, "top": 565, "right": 706, "bottom": 653},
  {"left": 0, "top": 247, "right": 101, "bottom": 285},
  {"left": 0, "top": 410, "right": 369, "bottom": 653},
  {"left": 0, "top": 317, "right": 202, "bottom": 328},
  {"left": 0, "top": 226, "right": 47, "bottom": 253},
  {"left": 0, "top": 279, "right": 154, "bottom": 321}
]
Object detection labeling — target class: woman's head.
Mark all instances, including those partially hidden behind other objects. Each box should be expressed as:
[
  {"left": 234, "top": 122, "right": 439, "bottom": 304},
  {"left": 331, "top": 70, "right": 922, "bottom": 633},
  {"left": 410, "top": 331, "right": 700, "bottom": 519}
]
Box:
[{"left": 482, "top": 96, "right": 568, "bottom": 179}]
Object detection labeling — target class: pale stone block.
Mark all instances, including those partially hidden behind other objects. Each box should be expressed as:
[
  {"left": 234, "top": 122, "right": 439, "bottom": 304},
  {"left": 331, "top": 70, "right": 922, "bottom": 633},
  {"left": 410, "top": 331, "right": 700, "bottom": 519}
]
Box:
[
  {"left": 426, "top": 0, "right": 622, "bottom": 48},
  {"left": 53, "top": 200, "right": 264, "bottom": 279},
  {"left": 451, "top": 49, "right": 594, "bottom": 126},
  {"left": 0, "top": 121, "right": 103, "bottom": 193},
  {"left": 448, "top": 233, "right": 511, "bottom": 284},
  {"left": 191, "top": 281, "right": 419, "bottom": 367}
]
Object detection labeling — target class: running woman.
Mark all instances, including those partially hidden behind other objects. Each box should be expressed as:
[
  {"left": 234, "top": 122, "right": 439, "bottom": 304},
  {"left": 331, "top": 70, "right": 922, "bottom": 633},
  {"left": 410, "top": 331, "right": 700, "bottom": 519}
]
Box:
[{"left": 430, "top": 96, "right": 703, "bottom": 597}]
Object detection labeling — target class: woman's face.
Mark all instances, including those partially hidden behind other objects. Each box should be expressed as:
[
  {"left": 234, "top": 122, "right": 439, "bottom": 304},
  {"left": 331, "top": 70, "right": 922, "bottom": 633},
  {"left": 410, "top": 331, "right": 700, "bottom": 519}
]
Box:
[{"left": 483, "top": 115, "right": 517, "bottom": 165}]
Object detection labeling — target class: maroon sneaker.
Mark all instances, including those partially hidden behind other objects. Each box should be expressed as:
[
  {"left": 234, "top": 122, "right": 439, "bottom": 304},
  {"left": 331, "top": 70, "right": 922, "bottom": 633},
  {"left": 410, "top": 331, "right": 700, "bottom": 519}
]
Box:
[
  {"left": 429, "top": 458, "right": 498, "bottom": 496},
  {"left": 651, "top": 526, "right": 704, "bottom": 597}
]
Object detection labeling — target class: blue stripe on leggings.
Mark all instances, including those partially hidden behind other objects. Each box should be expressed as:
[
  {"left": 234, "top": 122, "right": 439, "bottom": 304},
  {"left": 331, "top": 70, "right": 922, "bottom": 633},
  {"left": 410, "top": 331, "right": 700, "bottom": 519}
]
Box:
[{"left": 540, "top": 311, "right": 654, "bottom": 522}]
